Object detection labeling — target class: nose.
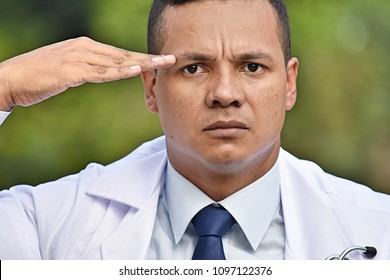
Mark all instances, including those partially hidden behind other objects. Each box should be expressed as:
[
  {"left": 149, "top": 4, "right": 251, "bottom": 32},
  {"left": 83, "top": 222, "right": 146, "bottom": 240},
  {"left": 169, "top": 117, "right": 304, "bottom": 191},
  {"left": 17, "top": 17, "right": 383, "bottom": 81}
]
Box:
[{"left": 205, "top": 68, "right": 245, "bottom": 108}]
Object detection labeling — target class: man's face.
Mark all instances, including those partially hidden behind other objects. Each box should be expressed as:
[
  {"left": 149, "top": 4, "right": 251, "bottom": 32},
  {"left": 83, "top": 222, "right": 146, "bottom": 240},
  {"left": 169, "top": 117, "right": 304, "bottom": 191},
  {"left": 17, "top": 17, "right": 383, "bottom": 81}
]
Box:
[{"left": 142, "top": 0, "right": 298, "bottom": 179}]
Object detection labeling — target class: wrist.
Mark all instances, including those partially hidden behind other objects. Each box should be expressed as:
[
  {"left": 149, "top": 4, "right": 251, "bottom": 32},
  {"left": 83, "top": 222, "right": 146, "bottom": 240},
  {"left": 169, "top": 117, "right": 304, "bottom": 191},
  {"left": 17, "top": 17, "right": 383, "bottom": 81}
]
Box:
[
  {"left": 0, "top": 94, "right": 14, "bottom": 112},
  {"left": 0, "top": 90, "right": 13, "bottom": 112},
  {"left": 0, "top": 63, "right": 14, "bottom": 112}
]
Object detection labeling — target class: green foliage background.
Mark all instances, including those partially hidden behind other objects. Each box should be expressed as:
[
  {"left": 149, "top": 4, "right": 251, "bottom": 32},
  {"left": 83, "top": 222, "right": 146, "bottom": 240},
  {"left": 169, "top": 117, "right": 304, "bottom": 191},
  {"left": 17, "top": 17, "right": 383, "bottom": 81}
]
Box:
[{"left": 0, "top": 0, "right": 389, "bottom": 194}]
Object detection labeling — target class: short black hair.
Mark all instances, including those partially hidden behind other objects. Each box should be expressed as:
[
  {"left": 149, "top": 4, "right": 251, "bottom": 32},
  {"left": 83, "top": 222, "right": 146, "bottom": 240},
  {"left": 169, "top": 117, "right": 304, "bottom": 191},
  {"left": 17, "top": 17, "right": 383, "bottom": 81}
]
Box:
[{"left": 147, "top": 0, "right": 291, "bottom": 62}]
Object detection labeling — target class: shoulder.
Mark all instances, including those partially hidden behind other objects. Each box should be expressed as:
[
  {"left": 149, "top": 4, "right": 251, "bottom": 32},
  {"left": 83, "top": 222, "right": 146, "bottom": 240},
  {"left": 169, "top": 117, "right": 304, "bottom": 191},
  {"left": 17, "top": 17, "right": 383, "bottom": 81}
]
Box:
[
  {"left": 1, "top": 136, "right": 167, "bottom": 222},
  {"left": 279, "top": 148, "right": 390, "bottom": 213},
  {"left": 324, "top": 173, "right": 390, "bottom": 217},
  {"left": 279, "top": 148, "right": 390, "bottom": 251},
  {"left": 0, "top": 136, "right": 167, "bottom": 258}
]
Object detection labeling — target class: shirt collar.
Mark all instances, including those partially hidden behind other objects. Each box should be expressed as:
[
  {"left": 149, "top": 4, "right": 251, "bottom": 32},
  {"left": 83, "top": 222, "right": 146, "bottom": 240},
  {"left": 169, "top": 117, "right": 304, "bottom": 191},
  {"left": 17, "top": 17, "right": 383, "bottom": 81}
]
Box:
[{"left": 165, "top": 158, "right": 281, "bottom": 251}]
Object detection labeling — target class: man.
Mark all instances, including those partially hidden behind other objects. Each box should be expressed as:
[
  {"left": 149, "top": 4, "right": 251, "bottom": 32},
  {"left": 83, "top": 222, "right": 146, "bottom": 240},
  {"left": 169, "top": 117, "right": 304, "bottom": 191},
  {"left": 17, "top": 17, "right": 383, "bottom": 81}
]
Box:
[{"left": 1, "top": 0, "right": 390, "bottom": 260}]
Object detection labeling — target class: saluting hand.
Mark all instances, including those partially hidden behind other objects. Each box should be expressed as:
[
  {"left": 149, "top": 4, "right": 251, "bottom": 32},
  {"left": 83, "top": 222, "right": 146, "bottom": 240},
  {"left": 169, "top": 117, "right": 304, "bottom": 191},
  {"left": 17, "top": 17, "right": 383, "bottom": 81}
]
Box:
[{"left": 0, "top": 36, "right": 176, "bottom": 111}]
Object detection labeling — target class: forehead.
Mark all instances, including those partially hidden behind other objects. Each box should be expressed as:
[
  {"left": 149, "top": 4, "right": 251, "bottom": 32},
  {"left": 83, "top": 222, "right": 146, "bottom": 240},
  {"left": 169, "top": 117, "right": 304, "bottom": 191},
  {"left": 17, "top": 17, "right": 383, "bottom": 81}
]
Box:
[{"left": 159, "top": 0, "right": 283, "bottom": 59}]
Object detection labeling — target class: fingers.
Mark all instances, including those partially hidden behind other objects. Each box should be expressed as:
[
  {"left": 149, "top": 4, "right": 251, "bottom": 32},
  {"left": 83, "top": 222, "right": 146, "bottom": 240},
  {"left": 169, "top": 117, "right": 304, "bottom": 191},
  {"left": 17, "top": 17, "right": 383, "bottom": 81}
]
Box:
[
  {"left": 141, "top": 54, "right": 177, "bottom": 71},
  {"left": 80, "top": 54, "right": 176, "bottom": 83},
  {"left": 85, "top": 52, "right": 176, "bottom": 71},
  {"left": 0, "top": 37, "right": 177, "bottom": 109},
  {"left": 74, "top": 37, "right": 176, "bottom": 74},
  {"left": 84, "top": 65, "right": 143, "bottom": 84}
]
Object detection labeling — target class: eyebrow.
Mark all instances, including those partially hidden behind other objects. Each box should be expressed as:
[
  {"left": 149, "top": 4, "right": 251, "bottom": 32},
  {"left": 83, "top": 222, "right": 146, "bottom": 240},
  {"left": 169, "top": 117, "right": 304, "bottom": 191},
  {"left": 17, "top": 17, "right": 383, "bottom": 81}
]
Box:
[
  {"left": 176, "top": 51, "right": 275, "bottom": 63},
  {"left": 177, "top": 52, "right": 214, "bottom": 62},
  {"left": 234, "top": 52, "right": 275, "bottom": 62}
]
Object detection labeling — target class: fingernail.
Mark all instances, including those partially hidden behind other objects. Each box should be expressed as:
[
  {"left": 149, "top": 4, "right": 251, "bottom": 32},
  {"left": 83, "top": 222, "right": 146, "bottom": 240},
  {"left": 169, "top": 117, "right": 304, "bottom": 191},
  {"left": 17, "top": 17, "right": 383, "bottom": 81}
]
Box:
[
  {"left": 163, "top": 55, "right": 176, "bottom": 63},
  {"left": 129, "top": 65, "right": 142, "bottom": 71},
  {"left": 151, "top": 56, "right": 164, "bottom": 62}
]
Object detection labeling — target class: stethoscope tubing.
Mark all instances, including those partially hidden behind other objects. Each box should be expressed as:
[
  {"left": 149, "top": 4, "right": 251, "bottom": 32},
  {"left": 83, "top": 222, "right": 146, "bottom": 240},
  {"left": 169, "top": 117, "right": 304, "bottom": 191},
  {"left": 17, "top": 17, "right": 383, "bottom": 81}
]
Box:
[{"left": 325, "top": 246, "right": 377, "bottom": 260}]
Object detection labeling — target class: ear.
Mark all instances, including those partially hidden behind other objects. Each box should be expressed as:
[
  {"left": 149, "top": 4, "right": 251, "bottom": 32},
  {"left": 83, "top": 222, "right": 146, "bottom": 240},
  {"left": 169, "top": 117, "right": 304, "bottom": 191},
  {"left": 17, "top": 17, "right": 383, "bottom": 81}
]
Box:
[
  {"left": 285, "top": 57, "right": 299, "bottom": 111},
  {"left": 141, "top": 70, "right": 159, "bottom": 113}
]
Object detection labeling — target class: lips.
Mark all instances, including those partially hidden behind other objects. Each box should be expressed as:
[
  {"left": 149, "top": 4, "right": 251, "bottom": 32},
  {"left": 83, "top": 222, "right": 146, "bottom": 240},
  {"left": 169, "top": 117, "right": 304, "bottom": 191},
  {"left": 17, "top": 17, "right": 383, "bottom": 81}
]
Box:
[{"left": 203, "top": 120, "right": 249, "bottom": 132}]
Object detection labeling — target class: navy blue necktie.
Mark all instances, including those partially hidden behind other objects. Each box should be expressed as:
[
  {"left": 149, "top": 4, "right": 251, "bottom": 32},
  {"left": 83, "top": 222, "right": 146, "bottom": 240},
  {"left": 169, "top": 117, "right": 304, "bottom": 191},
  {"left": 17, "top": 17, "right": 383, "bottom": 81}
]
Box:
[{"left": 192, "top": 205, "right": 236, "bottom": 260}]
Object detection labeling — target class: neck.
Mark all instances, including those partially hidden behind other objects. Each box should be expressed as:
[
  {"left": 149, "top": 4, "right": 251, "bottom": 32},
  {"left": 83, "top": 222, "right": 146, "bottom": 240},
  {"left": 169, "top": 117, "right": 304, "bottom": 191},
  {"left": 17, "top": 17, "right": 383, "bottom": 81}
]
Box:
[{"left": 168, "top": 146, "right": 280, "bottom": 201}]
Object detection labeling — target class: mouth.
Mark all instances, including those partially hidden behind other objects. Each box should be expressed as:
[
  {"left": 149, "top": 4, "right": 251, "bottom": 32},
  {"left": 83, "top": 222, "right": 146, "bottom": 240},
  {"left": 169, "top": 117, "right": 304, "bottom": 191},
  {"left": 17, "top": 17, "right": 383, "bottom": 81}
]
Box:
[
  {"left": 204, "top": 120, "right": 249, "bottom": 131},
  {"left": 203, "top": 120, "right": 249, "bottom": 137}
]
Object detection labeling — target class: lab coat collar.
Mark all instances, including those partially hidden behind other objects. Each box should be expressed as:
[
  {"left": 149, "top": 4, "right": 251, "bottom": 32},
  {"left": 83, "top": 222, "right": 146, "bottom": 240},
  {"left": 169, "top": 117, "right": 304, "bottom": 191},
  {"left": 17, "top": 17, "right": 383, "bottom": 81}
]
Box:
[
  {"left": 79, "top": 135, "right": 358, "bottom": 259},
  {"left": 85, "top": 138, "right": 168, "bottom": 259},
  {"left": 86, "top": 148, "right": 167, "bottom": 210},
  {"left": 279, "top": 149, "right": 355, "bottom": 260}
]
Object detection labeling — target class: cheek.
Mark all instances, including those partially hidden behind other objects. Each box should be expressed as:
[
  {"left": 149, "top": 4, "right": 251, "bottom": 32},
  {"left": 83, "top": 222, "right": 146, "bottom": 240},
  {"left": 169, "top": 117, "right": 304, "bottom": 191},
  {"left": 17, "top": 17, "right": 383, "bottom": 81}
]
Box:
[
  {"left": 154, "top": 82, "right": 196, "bottom": 137},
  {"left": 248, "top": 85, "right": 287, "bottom": 138},
  {"left": 271, "top": 88, "right": 287, "bottom": 116},
  {"left": 251, "top": 86, "right": 285, "bottom": 115}
]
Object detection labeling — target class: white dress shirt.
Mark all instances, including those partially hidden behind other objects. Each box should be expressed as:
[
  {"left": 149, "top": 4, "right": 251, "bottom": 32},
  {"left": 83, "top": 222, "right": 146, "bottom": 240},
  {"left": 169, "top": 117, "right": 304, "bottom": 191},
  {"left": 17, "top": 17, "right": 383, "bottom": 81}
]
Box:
[{"left": 148, "top": 159, "right": 285, "bottom": 259}]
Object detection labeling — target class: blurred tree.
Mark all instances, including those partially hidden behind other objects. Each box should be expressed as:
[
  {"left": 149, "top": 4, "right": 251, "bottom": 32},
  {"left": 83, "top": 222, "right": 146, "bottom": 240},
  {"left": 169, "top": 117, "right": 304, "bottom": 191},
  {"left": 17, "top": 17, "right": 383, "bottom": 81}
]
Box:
[
  {"left": 284, "top": 0, "right": 390, "bottom": 193},
  {"left": 0, "top": 0, "right": 93, "bottom": 56}
]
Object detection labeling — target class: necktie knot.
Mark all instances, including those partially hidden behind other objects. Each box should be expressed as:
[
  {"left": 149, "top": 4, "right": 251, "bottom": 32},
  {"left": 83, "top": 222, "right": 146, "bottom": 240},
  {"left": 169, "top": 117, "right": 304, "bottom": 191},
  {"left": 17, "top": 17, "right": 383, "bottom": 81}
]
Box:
[
  {"left": 192, "top": 205, "right": 235, "bottom": 237},
  {"left": 191, "top": 205, "right": 236, "bottom": 260}
]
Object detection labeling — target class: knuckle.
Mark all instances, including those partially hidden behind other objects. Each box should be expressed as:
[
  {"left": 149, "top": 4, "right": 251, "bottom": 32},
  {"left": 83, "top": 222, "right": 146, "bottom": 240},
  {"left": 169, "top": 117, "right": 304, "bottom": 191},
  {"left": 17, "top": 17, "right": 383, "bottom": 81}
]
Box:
[
  {"left": 96, "top": 66, "right": 108, "bottom": 74},
  {"left": 71, "top": 36, "right": 93, "bottom": 47},
  {"left": 112, "top": 56, "right": 124, "bottom": 65},
  {"left": 120, "top": 48, "right": 135, "bottom": 57},
  {"left": 137, "top": 58, "right": 149, "bottom": 66},
  {"left": 66, "top": 46, "right": 82, "bottom": 57},
  {"left": 77, "top": 36, "right": 92, "bottom": 43}
]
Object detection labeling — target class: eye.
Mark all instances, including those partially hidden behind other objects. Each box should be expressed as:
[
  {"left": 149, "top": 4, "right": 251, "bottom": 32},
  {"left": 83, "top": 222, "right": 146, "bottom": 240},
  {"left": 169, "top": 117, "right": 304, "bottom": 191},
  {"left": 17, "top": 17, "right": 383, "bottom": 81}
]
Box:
[
  {"left": 183, "top": 64, "right": 206, "bottom": 74},
  {"left": 243, "top": 63, "right": 264, "bottom": 73}
]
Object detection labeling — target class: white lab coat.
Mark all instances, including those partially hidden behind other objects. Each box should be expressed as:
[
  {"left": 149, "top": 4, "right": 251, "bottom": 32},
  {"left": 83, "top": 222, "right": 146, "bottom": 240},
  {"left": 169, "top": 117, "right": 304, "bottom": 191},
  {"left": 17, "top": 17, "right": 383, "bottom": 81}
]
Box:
[{"left": 1, "top": 136, "right": 390, "bottom": 259}]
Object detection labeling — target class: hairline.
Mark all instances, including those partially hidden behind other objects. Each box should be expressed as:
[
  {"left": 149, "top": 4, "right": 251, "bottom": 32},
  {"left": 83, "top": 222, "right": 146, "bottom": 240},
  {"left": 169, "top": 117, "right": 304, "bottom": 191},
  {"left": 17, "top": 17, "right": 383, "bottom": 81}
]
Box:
[{"left": 148, "top": 0, "right": 291, "bottom": 63}]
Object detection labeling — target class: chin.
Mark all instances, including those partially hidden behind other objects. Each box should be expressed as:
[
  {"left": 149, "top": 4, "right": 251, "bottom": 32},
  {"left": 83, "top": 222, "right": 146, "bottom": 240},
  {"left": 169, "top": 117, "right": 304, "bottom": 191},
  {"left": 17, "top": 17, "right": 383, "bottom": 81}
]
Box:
[{"left": 200, "top": 152, "right": 251, "bottom": 171}]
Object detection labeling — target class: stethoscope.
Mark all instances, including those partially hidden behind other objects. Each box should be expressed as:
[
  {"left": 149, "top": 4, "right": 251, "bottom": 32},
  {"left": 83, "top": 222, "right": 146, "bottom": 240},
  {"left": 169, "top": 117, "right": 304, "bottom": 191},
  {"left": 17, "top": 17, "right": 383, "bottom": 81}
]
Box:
[{"left": 325, "top": 246, "right": 377, "bottom": 260}]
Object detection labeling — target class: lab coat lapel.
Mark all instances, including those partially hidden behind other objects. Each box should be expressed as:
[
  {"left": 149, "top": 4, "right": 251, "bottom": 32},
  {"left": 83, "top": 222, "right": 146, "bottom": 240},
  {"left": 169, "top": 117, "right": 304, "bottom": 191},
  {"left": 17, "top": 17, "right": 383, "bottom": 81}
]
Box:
[
  {"left": 86, "top": 148, "right": 167, "bottom": 259},
  {"left": 279, "top": 150, "right": 354, "bottom": 260},
  {"left": 100, "top": 183, "right": 162, "bottom": 259}
]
